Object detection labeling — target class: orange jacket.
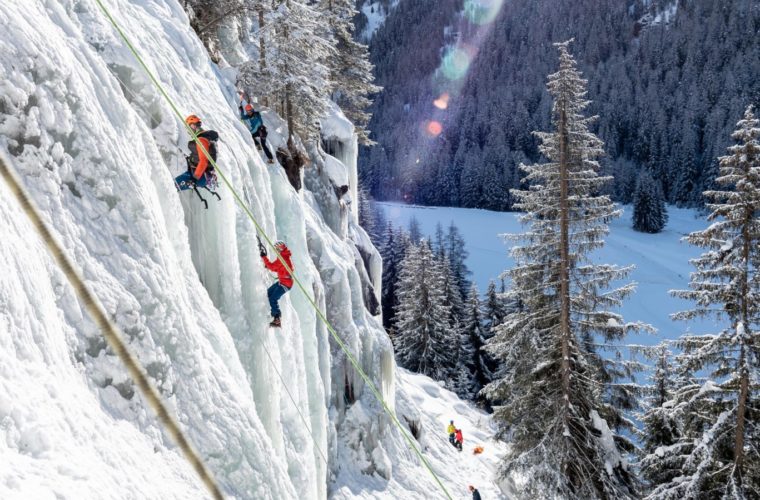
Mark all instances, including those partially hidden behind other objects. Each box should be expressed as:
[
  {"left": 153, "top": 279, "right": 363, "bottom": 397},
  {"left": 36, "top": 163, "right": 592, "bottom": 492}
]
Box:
[
  {"left": 187, "top": 129, "right": 219, "bottom": 179},
  {"left": 194, "top": 136, "right": 211, "bottom": 179}
]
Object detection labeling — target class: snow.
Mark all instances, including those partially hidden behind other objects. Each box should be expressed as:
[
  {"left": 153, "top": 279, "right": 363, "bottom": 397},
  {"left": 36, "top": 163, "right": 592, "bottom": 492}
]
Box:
[
  {"left": 638, "top": 1, "right": 678, "bottom": 29},
  {"left": 590, "top": 410, "right": 624, "bottom": 477},
  {"left": 0, "top": 1, "right": 513, "bottom": 498},
  {"left": 321, "top": 102, "right": 359, "bottom": 224},
  {"left": 653, "top": 2, "right": 678, "bottom": 25},
  {"left": 359, "top": 1, "right": 398, "bottom": 42},
  {"left": 330, "top": 369, "right": 509, "bottom": 499},
  {"left": 379, "top": 202, "right": 717, "bottom": 343}
]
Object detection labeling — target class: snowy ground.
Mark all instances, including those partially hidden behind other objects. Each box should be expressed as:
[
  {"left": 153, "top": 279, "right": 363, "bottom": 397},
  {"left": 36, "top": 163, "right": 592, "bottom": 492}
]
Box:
[
  {"left": 331, "top": 368, "right": 509, "bottom": 500},
  {"left": 379, "top": 202, "right": 719, "bottom": 344}
]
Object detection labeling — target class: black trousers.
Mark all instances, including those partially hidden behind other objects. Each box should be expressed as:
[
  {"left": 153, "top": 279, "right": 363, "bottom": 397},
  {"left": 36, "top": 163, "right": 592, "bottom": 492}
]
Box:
[{"left": 252, "top": 129, "right": 273, "bottom": 161}]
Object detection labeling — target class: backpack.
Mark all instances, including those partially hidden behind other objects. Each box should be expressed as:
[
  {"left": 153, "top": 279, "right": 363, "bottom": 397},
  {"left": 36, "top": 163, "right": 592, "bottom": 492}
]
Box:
[{"left": 187, "top": 130, "right": 219, "bottom": 172}]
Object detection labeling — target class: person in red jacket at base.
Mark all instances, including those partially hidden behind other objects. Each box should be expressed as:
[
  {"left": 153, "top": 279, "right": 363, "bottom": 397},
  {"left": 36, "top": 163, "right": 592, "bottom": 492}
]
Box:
[
  {"left": 261, "top": 240, "right": 294, "bottom": 328},
  {"left": 454, "top": 428, "right": 464, "bottom": 452}
]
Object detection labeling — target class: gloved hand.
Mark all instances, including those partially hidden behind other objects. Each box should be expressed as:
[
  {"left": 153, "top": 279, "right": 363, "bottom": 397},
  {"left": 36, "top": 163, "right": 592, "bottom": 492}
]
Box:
[{"left": 260, "top": 250, "right": 267, "bottom": 258}]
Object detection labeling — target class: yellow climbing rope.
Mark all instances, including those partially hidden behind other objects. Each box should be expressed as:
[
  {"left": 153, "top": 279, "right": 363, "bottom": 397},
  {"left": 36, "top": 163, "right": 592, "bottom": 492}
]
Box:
[{"left": 92, "top": 1, "right": 452, "bottom": 498}]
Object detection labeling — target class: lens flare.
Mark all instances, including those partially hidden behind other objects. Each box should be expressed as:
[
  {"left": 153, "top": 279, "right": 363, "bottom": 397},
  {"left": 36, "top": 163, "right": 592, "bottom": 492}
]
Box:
[
  {"left": 426, "top": 120, "right": 443, "bottom": 137},
  {"left": 433, "top": 92, "right": 450, "bottom": 110},
  {"left": 464, "top": 0, "right": 503, "bottom": 25},
  {"left": 440, "top": 47, "right": 471, "bottom": 81}
]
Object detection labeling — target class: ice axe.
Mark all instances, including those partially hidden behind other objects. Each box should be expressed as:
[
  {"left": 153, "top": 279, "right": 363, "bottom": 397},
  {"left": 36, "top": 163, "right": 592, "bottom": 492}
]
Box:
[{"left": 256, "top": 234, "right": 267, "bottom": 255}]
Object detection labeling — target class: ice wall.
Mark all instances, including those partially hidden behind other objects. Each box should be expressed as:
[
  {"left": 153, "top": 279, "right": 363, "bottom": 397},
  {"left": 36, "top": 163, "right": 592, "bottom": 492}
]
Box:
[
  {"left": 0, "top": 0, "right": 324, "bottom": 497},
  {"left": 0, "top": 0, "right": 436, "bottom": 498}
]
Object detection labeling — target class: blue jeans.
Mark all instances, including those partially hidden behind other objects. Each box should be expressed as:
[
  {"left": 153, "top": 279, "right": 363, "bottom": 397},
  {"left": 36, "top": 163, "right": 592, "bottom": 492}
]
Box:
[
  {"left": 175, "top": 171, "right": 208, "bottom": 191},
  {"left": 267, "top": 282, "right": 290, "bottom": 318}
]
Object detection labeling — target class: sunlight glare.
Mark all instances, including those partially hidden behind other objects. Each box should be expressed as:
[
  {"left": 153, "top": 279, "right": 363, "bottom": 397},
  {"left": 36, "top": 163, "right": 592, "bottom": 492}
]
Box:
[
  {"left": 441, "top": 48, "right": 471, "bottom": 81},
  {"left": 426, "top": 120, "right": 443, "bottom": 137},
  {"left": 464, "top": 0, "right": 503, "bottom": 25},
  {"left": 433, "top": 92, "right": 450, "bottom": 110}
]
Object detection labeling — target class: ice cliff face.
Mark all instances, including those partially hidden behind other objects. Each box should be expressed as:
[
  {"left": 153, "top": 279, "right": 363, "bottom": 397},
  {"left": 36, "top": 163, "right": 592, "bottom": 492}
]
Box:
[{"left": 0, "top": 0, "right": 396, "bottom": 498}]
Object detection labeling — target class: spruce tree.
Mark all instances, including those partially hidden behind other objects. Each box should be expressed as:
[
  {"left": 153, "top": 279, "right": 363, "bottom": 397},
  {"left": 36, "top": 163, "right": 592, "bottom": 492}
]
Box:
[
  {"left": 481, "top": 279, "right": 505, "bottom": 378},
  {"left": 380, "top": 225, "right": 407, "bottom": 331},
  {"left": 638, "top": 343, "right": 683, "bottom": 489},
  {"left": 463, "top": 284, "right": 490, "bottom": 398},
  {"left": 319, "top": 0, "right": 380, "bottom": 144},
  {"left": 358, "top": 187, "right": 376, "bottom": 240},
  {"left": 408, "top": 216, "right": 422, "bottom": 244},
  {"left": 446, "top": 221, "right": 471, "bottom": 299},
  {"left": 393, "top": 241, "right": 456, "bottom": 380},
  {"left": 269, "top": 0, "right": 333, "bottom": 142},
  {"left": 484, "top": 41, "right": 648, "bottom": 499},
  {"left": 649, "top": 106, "right": 760, "bottom": 499},
  {"left": 433, "top": 222, "right": 446, "bottom": 260},
  {"left": 483, "top": 280, "right": 506, "bottom": 333},
  {"left": 632, "top": 170, "right": 668, "bottom": 233}
]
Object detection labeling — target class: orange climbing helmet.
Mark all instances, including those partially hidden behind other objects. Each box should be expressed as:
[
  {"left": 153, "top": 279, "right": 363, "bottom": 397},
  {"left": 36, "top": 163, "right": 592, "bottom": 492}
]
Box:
[
  {"left": 185, "top": 114, "right": 202, "bottom": 126},
  {"left": 244, "top": 104, "right": 254, "bottom": 113}
]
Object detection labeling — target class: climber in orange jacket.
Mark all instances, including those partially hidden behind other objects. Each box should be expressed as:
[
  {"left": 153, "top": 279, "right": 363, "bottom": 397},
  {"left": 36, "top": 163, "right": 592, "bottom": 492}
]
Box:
[{"left": 175, "top": 114, "right": 220, "bottom": 193}]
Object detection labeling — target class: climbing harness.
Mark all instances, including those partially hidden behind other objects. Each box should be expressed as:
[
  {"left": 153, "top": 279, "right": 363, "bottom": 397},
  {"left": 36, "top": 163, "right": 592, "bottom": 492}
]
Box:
[{"left": 183, "top": 154, "right": 221, "bottom": 210}]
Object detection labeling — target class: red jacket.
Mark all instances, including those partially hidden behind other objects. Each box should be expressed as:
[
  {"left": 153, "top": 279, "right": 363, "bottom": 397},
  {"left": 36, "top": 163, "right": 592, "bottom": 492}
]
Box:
[
  {"left": 455, "top": 430, "right": 463, "bottom": 443},
  {"left": 262, "top": 247, "right": 294, "bottom": 288}
]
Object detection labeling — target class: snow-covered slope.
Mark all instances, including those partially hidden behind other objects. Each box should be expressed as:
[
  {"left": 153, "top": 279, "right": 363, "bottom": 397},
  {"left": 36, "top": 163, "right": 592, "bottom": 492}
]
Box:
[
  {"left": 0, "top": 1, "right": 479, "bottom": 498},
  {"left": 357, "top": 1, "right": 398, "bottom": 42},
  {"left": 331, "top": 369, "right": 508, "bottom": 499},
  {"left": 379, "top": 202, "right": 717, "bottom": 343}
]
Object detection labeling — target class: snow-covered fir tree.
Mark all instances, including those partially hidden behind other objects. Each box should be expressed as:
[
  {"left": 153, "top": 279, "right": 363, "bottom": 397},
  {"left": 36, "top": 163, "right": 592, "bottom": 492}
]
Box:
[
  {"left": 638, "top": 343, "right": 683, "bottom": 489},
  {"left": 483, "top": 279, "right": 506, "bottom": 333},
  {"left": 407, "top": 216, "right": 422, "bottom": 245},
  {"left": 432, "top": 222, "right": 446, "bottom": 260},
  {"left": 648, "top": 106, "right": 760, "bottom": 499},
  {"left": 269, "top": 0, "right": 333, "bottom": 142},
  {"left": 236, "top": 0, "right": 277, "bottom": 101},
  {"left": 484, "top": 41, "right": 649, "bottom": 499},
  {"left": 632, "top": 170, "right": 668, "bottom": 233},
  {"left": 439, "top": 253, "right": 466, "bottom": 390},
  {"left": 393, "top": 240, "right": 456, "bottom": 380},
  {"left": 440, "top": 254, "right": 465, "bottom": 328},
  {"left": 318, "top": 0, "right": 380, "bottom": 144},
  {"left": 446, "top": 221, "right": 470, "bottom": 299},
  {"left": 380, "top": 224, "right": 407, "bottom": 330},
  {"left": 358, "top": 187, "right": 383, "bottom": 245},
  {"left": 462, "top": 284, "right": 490, "bottom": 400}
]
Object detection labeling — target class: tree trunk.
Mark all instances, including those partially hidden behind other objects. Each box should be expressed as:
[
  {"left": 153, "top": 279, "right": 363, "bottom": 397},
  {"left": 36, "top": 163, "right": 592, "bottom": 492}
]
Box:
[
  {"left": 734, "top": 346, "right": 748, "bottom": 482},
  {"left": 558, "top": 100, "right": 572, "bottom": 466},
  {"left": 257, "top": 7, "right": 269, "bottom": 107},
  {"left": 283, "top": 0, "right": 294, "bottom": 145},
  {"left": 286, "top": 83, "right": 294, "bottom": 147},
  {"left": 733, "top": 215, "right": 752, "bottom": 482},
  {"left": 258, "top": 7, "right": 266, "bottom": 71}
]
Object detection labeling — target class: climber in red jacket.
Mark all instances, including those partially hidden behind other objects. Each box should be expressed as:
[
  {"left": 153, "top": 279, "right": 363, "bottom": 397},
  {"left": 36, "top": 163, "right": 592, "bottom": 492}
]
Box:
[{"left": 261, "top": 239, "right": 294, "bottom": 328}]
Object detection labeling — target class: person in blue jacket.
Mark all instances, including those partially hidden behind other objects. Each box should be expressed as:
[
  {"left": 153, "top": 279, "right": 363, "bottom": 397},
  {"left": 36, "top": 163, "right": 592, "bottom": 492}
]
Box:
[{"left": 239, "top": 102, "right": 274, "bottom": 164}]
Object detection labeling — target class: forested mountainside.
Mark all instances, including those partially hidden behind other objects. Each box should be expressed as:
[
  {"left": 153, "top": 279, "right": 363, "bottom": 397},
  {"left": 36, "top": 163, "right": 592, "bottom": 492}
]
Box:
[{"left": 358, "top": 0, "right": 760, "bottom": 210}]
